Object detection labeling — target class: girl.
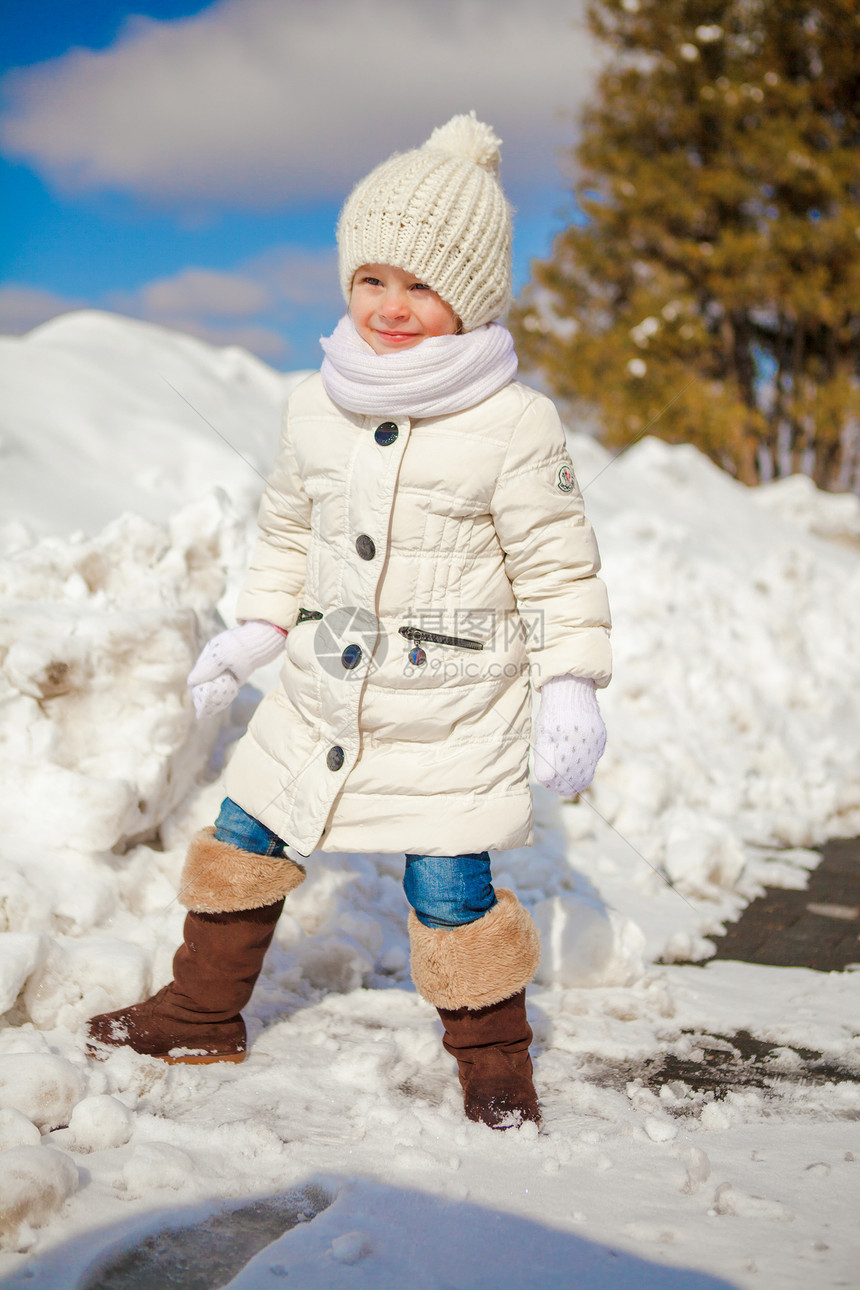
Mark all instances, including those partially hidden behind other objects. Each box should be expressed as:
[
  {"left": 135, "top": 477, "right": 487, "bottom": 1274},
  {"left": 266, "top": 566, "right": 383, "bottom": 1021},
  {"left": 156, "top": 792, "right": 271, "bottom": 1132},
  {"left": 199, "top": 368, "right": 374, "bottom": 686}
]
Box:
[{"left": 88, "top": 115, "right": 612, "bottom": 1129}]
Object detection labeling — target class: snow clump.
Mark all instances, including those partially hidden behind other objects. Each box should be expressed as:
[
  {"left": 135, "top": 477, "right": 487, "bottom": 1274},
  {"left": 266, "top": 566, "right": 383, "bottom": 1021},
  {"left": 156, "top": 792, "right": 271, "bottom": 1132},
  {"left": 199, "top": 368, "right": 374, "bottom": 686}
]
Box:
[
  {"left": 0, "top": 1053, "right": 84, "bottom": 1130},
  {"left": 0, "top": 1147, "right": 79, "bottom": 1250},
  {"left": 533, "top": 894, "right": 645, "bottom": 988},
  {"left": 0, "top": 1108, "right": 42, "bottom": 1152},
  {"left": 0, "top": 933, "right": 47, "bottom": 1013},
  {"left": 64, "top": 1095, "right": 134, "bottom": 1153}
]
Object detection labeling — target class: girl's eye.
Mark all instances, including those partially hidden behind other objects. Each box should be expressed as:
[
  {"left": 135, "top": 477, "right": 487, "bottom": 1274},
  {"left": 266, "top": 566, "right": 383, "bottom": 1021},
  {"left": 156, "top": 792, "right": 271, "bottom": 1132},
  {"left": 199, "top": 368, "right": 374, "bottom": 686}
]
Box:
[{"left": 410, "top": 282, "right": 430, "bottom": 291}]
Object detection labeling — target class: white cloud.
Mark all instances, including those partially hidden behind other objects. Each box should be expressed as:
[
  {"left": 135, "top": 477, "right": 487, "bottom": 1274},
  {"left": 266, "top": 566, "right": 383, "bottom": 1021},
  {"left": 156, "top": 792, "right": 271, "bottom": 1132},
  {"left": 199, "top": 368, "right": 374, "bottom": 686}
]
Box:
[
  {"left": 246, "top": 245, "right": 340, "bottom": 308},
  {"left": 107, "top": 246, "right": 342, "bottom": 360},
  {"left": 0, "top": 247, "right": 344, "bottom": 359},
  {"left": 0, "top": 285, "right": 83, "bottom": 334},
  {"left": 0, "top": 0, "right": 597, "bottom": 211},
  {"left": 134, "top": 267, "right": 272, "bottom": 318},
  {"left": 142, "top": 315, "right": 289, "bottom": 358}
]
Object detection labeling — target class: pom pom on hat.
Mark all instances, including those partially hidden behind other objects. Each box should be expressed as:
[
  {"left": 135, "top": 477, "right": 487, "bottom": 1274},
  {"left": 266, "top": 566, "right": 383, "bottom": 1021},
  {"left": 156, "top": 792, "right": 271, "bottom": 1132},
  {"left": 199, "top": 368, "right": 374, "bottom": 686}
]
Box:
[
  {"left": 425, "top": 112, "right": 502, "bottom": 172},
  {"left": 337, "top": 113, "right": 512, "bottom": 331}
]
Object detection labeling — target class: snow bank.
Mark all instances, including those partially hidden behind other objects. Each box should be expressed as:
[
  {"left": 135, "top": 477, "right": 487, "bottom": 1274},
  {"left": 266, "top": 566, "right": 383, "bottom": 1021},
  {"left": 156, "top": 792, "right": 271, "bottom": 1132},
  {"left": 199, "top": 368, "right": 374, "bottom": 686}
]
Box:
[
  {"left": 579, "top": 435, "right": 860, "bottom": 887},
  {"left": 752, "top": 473, "right": 860, "bottom": 545},
  {"left": 0, "top": 310, "right": 307, "bottom": 545},
  {"left": 0, "top": 492, "right": 242, "bottom": 860},
  {"left": 0, "top": 486, "right": 248, "bottom": 1026}
]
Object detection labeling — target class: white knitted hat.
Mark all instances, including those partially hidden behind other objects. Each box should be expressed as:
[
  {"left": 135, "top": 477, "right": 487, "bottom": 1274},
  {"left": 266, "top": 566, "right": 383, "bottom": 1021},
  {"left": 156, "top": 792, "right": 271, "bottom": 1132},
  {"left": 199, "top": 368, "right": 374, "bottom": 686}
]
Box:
[{"left": 337, "top": 113, "right": 512, "bottom": 332}]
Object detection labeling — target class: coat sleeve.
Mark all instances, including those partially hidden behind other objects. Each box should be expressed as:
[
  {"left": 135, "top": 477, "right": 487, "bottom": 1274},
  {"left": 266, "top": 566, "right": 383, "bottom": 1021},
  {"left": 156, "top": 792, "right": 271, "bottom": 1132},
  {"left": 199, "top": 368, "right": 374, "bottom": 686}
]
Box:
[
  {"left": 489, "top": 392, "right": 612, "bottom": 690},
  {"left": 235, "top": 397, "right": 312, "bottom": 629}
]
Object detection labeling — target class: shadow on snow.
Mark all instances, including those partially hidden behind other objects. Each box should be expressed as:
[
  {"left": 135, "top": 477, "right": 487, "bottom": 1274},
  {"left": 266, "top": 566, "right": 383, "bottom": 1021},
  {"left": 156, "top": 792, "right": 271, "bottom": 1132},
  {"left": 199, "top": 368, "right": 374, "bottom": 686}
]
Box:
[{"left": 1, "top": 1176, "right": 743, "bottom": 1290}]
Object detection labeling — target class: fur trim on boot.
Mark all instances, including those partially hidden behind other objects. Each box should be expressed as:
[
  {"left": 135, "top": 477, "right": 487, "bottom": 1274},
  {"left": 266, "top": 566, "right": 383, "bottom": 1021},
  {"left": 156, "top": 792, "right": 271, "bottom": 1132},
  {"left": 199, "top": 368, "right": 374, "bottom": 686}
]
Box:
[
  {"left": 408, "top": 889, "right": 540, "bottom": 1010},
  {"left": 179, "top": 827, "right": 306, "bottom": 913}
]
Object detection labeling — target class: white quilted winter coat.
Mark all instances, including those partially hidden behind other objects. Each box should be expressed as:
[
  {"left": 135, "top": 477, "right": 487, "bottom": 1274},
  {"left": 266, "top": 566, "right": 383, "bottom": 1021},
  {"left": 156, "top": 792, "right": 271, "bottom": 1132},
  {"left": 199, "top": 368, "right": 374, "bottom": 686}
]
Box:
[{"left": 223, "top": 372, "right": 611, "bottom": 856}]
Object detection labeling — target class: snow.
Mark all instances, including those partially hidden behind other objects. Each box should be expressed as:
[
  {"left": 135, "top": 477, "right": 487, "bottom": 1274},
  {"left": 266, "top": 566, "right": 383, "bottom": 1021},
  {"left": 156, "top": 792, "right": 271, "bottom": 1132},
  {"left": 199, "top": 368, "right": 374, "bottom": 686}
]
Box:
[
  {"left": 0, "top": 1109, "right": 42, "bottom": 1152},
  {"left": 58, "top": 1094, "right": 134, "bottom": 1153},
  {"left": 0, "top": 1054, "right": 84, "bottom": 1130},
  {"left": 0, "top": 1147, "right": 78, "bottom": 1252},
  {"left": 0, "top": 310, "right": 308, "bottom": 548},
  {"left": 752, "top": 472, "right": 860, "bottom": 544},
  {"left": 532, "top": 893, "right": 646, "bottom": 988},
  {"left": 0, "top": 311, "right": 857, "bottom": 1286},
  {"left": 120, "top": 1142, "right": 196, "bottom": 1196}
]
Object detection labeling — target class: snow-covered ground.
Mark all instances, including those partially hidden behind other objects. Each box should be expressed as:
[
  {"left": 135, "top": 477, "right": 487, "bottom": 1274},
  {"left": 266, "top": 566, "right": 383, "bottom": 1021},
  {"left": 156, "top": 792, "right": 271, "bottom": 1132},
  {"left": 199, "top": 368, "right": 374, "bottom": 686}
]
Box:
[{"left": 0, "top": 312, "right": 858, "bottom": 1289}]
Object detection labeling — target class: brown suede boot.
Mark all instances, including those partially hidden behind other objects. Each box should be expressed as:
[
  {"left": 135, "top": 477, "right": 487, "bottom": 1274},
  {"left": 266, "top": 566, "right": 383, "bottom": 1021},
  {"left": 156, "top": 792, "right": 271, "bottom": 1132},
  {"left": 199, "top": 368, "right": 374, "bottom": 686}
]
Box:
[
  {"left": 87, "top": 902, "right": 284, "bottom": 1064},
  {"left": 437, "top": 989, "right": 540, "bottom": 1128},
  {"left": 87, "top": 827, "right": 306, "bottom": 1065},
  {"left": 408, "top": 889, "right": 543, "bottom": 1129}
]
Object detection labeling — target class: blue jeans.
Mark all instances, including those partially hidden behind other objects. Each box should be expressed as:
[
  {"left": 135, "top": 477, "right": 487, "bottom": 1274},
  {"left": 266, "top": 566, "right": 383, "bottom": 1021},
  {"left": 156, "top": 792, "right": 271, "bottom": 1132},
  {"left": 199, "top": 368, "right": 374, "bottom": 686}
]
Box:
[
  {"left": 214, "top": 798, "right": 496, "bottom": 929},
  {"left": 403, "top": 854, "right": 496, "bottom": 928},
  {"left": 215, "top": 796, "right": 288, "bottom": 857}
]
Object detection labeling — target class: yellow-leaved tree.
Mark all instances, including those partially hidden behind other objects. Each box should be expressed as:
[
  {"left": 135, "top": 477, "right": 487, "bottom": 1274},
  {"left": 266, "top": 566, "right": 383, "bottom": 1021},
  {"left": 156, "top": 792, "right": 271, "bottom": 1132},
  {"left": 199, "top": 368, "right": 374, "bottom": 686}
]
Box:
[{"left": 512, "top": 0, "right": 860, "bottom": 490}]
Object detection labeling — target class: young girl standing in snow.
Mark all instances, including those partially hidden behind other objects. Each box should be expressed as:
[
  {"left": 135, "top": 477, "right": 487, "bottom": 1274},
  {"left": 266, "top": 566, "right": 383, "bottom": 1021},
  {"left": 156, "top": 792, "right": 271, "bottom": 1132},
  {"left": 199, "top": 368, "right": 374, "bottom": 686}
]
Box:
[{"left": 88, "top": 115, "right": 611, "bottom": 1128}]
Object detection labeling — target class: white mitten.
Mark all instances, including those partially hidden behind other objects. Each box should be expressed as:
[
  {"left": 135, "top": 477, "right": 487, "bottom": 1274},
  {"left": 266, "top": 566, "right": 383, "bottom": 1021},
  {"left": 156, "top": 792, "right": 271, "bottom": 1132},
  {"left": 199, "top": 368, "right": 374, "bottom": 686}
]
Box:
[
  {"left": 187, "top": 620, "right": 287, "bottom": 719},
  {"left": 533, "top": 675, "right": 606, "bottom": 796}
]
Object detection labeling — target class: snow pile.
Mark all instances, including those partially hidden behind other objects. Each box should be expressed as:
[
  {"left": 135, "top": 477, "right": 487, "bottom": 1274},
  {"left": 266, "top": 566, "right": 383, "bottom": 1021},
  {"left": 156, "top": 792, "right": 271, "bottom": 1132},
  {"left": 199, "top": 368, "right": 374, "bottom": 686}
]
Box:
[
  {"left": 0, "top": 310, "right": 307, "bottom": 546},
  {"left": 752, "top": 473, "right": 860, "bottom": 545},
  {"left": 577, "top": 435, "right": 860, "bottom": 894},
  {"left": 0, "top": 492, "right": 245, "bottom": 865},
  {"left": 0, "top": 491, "right": 259, "bottom": 1037}
]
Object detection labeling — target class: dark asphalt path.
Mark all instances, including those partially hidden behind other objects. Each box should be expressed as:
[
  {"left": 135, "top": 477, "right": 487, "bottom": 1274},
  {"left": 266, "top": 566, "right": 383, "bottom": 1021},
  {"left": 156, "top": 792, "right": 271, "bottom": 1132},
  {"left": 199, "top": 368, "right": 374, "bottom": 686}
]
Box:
[{"left": 711, "top": 836, "right": 860, "bottom": 973}]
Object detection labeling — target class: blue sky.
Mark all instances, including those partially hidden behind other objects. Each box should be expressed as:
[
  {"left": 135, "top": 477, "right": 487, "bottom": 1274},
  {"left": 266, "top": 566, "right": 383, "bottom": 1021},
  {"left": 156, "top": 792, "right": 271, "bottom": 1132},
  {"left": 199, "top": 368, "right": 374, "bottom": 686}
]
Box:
[{"left": 0, "top": 0, "right": 596, "bottom": 369}]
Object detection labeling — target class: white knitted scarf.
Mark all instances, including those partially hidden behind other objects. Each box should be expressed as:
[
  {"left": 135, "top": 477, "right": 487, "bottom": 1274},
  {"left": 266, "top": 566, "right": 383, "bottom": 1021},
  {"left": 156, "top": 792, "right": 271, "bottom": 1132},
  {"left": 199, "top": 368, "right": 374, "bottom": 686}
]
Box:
[{"left": 319, "top": 315, "right": 518, "bottom": 418}]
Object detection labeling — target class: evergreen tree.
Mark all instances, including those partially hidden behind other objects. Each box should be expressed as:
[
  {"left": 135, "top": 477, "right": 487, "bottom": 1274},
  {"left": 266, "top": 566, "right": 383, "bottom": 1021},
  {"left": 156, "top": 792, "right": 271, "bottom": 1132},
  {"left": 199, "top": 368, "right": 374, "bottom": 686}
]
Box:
[{"left": 513, "top": 0, "right": 860, "bottom": 489}]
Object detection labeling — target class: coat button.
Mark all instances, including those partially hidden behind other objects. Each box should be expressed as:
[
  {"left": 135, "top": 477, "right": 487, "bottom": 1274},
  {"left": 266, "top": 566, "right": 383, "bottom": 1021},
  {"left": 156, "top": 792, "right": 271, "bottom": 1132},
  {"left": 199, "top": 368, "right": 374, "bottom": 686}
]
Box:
[
  {"left": 355, "top": 534, "right": 376, "bottom": 561},
  {"left": 341, "top": 644, "right": 362, "bottom": 669},
  {"left": 374, "top": 422, "right": 398, "bottom": 446},
  {"left": 326, "top": 745, "right": 345, "bottom": 771}
]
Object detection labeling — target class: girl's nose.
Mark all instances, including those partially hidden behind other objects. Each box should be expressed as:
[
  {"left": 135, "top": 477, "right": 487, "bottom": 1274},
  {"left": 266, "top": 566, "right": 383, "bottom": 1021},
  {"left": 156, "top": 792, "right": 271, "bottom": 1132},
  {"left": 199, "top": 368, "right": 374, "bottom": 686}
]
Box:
[{"left": 379, "top": 289, "right": 409, "bottom": 319}]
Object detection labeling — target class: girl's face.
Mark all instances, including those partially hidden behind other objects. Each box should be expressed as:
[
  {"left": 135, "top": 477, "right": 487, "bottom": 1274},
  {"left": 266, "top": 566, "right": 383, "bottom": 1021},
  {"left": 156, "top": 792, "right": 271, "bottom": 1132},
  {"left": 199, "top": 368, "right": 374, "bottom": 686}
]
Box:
[{"left": 349, "top": 264, "right": 460, "bottom": 354}]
